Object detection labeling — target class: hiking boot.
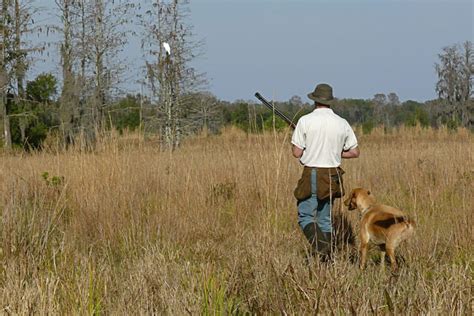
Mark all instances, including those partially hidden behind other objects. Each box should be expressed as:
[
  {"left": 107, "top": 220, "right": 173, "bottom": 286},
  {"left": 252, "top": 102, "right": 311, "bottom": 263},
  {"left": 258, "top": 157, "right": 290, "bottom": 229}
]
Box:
[
  {"left": 318, "top": 231, "right": 332, "bottom": 262},
  {"left": 302, "top": 223, "right": 331, "bottom": 260},
  {"left": 302, "top": 223, "right": 318, "bottom": 254}
]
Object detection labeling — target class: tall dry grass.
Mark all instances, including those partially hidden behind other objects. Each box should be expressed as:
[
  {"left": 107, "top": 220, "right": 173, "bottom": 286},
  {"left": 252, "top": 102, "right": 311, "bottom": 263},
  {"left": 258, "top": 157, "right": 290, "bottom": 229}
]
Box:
[{"left": 0, "top": 126, "right": 472, "bottom": 314}]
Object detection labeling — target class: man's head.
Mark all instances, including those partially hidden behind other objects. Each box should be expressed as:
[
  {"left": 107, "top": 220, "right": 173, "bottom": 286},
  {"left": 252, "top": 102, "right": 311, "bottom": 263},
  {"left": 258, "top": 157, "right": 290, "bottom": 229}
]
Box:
[{"left": 307, "top": 83, "right": 334, "bottom": 107}]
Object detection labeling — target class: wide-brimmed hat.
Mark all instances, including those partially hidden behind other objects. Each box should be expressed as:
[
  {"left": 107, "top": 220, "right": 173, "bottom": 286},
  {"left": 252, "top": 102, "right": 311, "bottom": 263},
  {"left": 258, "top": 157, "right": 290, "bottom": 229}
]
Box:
[{"left": 307, "top": 83, "right": 334, "bottom": 106}]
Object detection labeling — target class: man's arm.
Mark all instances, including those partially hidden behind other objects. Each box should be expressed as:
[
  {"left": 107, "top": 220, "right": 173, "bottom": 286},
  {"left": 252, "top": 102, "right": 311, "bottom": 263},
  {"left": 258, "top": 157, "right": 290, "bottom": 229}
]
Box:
[
  {"left": 342, "top": 146, "right": 360, "bottom": 159},
  {"left": 292, "top": 145, "right": 304, "bottom": 158},
  {"left": 291, "top": 117, "right": 305, "bottom": 159},
  {"left": 342, "top": 120, "right": 359, "bottom": 159}
]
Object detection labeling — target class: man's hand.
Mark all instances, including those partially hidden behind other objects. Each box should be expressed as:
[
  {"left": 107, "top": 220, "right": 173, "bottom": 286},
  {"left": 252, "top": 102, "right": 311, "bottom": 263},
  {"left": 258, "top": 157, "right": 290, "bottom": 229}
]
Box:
[
  {"left": 292, "top": 145, "right": 304, "bottom": 158},
  {"left": 342, "top": 147, "right": 360, "bottom": 159}
]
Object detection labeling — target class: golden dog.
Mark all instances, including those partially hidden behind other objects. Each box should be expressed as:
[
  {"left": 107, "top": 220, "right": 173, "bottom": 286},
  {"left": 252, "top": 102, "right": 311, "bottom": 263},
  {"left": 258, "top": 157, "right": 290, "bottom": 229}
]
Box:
[{"left": 344, "top": 188, "right": 415, "bottom": 271}]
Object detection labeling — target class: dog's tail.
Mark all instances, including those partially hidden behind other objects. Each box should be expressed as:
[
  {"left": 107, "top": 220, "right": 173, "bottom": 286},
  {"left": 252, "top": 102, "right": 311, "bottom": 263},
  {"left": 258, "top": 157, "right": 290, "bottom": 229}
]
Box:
[
  {"left": 402, "top": 216, "right": 416, "bottom": 237},
  {"left": 394, "top": 216, "right": 416, "bottom": 227},
  {"left": 405, "top": 217, "right": 416, "bottom": 228}
]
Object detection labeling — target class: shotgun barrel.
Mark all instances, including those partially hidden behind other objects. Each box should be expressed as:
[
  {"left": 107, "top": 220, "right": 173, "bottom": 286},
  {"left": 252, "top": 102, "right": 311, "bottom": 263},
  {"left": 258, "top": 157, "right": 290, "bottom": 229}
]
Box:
[{"left": 254, "top": 92, "right": 296, "bottom": 129}]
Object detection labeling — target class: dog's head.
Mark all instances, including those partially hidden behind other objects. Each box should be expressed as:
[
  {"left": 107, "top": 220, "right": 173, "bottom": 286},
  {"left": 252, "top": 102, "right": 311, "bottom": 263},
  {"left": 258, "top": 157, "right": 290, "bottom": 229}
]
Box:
[{"left": 344, "top": 188, "right": 371, "bottom": 211}]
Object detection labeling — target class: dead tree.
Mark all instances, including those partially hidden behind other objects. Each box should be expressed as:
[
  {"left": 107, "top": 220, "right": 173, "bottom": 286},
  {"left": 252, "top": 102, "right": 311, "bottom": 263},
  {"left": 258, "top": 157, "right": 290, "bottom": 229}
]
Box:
[
  {"left": 0, "top": 0, "right": 12, "bottom": 149},
  {"left": 142, "top": 0, "right": 204, "bottom": 149},
  {"left": 186, "top": 91, "right": 222, "bottom": 135},
  {"left": 54, "top": 0, "right": 132, "bottom": 146},
  {"left": 435, "top": 41, "right": 473, "bottom": 127},
  {"left": 86, "top": 0, "right": 132, "bottom": 136},
  {"left": 55, "top": 0, "right": 78, "bottom": 145}
]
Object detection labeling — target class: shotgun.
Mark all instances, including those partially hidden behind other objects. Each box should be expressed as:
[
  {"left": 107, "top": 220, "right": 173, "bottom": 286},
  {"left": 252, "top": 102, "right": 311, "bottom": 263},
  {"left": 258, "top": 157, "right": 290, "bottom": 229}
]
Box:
[{"left": 254, "top": 92, "right": 296, "bottom": 129}]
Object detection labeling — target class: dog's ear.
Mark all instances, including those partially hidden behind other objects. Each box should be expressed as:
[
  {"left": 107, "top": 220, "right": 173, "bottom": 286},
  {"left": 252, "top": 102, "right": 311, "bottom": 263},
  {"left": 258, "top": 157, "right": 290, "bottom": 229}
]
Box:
[{"left": 344, "top": 190, "right": 354, "bottom": 206}]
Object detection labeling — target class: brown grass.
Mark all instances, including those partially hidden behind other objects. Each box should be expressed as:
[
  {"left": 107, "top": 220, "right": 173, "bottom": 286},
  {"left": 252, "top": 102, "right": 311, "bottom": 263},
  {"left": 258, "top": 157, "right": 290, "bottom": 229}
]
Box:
[{"left": 0, "top": 126, "right": 472, "bottom": 314}]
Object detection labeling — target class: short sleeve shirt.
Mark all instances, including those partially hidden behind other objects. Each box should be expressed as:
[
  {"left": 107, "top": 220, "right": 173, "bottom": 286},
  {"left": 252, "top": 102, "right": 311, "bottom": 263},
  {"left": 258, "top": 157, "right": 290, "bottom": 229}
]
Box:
[{"left": 291, "top": 108, "right": 358, "bottom": 167}]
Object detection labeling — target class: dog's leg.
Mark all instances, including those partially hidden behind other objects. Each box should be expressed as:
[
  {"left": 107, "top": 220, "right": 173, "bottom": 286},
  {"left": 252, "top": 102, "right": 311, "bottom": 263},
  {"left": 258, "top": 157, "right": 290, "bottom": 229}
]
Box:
[
  {"left": 378, "top": 244, "right": 386, "bottom": 271},
  {"left": 360, "top": 241, "right": 368, "bottom": 269},
  {"left": 386, "top": 245, "right": 398, "bottom": 272},
  {"left": 380, "top": 251, "right": 386, "bottom": 270},
  {"left": 359, "top": 228, "right": 370, "bottom": 269}
]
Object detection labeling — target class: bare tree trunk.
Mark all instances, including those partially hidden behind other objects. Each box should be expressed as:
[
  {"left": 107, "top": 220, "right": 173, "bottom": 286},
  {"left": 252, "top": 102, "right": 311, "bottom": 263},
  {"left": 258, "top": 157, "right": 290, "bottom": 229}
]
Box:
[
  {"left": 92, "top": 0, "right": 104, "bottom": 132},
  {"left": 171, "top": 0, "right": 181, "bottom": 148},
  {"left": 1, "top": 0, "right": 12, "bottom": 149},
  {"left": 57, "top": 0, "right": 77, "bottom": 146},
  {"left": 14, "top": 0, "right": 27, "bottom": 144},
  {"left": 461, "top": 41, "right": 473, "bottom": 127},
  {"left": 13, "top": 0, "right": 24, "bottom": 97},
  {"left": 1, "top": 101, "right": 11, "bottom": 149},
  {"left": 78, "top": 0, "right": 93, "bottom": 147}
]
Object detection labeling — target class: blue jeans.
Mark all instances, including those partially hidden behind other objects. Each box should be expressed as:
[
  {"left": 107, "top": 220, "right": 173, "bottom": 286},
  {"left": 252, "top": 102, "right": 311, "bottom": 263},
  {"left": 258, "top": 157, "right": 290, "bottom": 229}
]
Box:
[{"left": 297, "top": 168, "right": 332, "bottom": 233}]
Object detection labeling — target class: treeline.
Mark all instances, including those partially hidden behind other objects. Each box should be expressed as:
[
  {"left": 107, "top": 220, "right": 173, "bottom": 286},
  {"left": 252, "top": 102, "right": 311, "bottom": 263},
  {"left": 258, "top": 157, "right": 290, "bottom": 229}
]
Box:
[
  {"left": 8, "top": 72, "right": 465, "bottom": 150},
  {"left": 223, "top": 94, "right": 439, "bottom": 134}
]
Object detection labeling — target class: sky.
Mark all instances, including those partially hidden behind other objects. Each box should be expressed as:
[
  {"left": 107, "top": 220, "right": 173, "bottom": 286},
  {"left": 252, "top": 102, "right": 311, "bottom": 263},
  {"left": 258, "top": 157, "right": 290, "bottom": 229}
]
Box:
[{"left": 33, "top": 0, "right": 473, "bottom": 103}]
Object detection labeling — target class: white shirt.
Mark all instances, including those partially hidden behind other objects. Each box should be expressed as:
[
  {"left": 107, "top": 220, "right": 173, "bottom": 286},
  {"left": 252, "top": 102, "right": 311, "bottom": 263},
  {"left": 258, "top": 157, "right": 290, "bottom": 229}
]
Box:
[{"left": 291, "top": 108, "right": 358, "bottom": 168}]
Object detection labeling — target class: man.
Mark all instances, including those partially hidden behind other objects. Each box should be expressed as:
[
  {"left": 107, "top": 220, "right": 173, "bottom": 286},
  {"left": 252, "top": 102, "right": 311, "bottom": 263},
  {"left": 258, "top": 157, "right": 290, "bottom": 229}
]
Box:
[{"left": 291, "top": 83, "right": 359, "bottom": 260}]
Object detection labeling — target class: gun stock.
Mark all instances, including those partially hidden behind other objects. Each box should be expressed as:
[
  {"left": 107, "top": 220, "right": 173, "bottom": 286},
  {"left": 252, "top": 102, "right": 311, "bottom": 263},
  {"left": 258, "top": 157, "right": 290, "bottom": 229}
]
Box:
[{"left": 254, "top": 92, "right": 296, "bottom": 129}]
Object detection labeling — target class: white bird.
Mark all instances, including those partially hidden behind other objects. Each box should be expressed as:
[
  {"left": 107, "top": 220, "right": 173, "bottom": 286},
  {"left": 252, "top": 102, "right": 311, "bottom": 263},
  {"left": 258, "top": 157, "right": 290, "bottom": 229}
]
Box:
[{"left": 163, "top": 42, "right": 171, "bottom": 55}]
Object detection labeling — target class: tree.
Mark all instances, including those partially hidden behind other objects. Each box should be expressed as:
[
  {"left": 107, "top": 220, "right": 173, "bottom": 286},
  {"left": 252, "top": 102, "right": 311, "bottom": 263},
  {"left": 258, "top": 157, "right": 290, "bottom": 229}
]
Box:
[
  {"left": 26, "top": 73, "right": 57, "bottom": 104},
  {"left": 387, "top": 92, "right": 400, "bottom": 106},
  {"left": 55, "top": 0, "right": 79, "bottom": 145},
  {"left": 1, "top": 0, "right": 12, "bottom": 149},
  {"left": 186, "top": 92, "right": 222, "bottom": 134},
  {"left": 87, "top": 0, "right": 132, "bottom": 131},
  {"left": 53, "top": 0, "right": 133, "bottom": 146},
  {"left": 0, "top": 0, "right": 40, "bottom": 148},
  {"left": 289, "top": 95, "right": 303, "bottom": 108},
  {"left": 435, "top": 41, "right": 473, "bottom": 128},
  {"left": 396, "top": 100, "right": 429, "bottom": 127},
  {"left": 10, "top": 73, "right": 59, "bottom": 149},
  {"left": 229, "top": 102, "right": 251, "bottom": 131},
  {"left": 373, "top": 93, "right": 387, "bottom": 106},
  {"left": 332, "top": 98, "right": 373, "bottom": 125},
  {"left": 108, "top": 94, "right": 141, "bottom": 133},
  {"left": 141, "top": 0, "right": 204, "bottom": 149},
  {"left": 372, "top": 93, "right": 387, "bottom": 125},
  {"left": 262, "top": 113, "right": 287, "bottom": 131}
]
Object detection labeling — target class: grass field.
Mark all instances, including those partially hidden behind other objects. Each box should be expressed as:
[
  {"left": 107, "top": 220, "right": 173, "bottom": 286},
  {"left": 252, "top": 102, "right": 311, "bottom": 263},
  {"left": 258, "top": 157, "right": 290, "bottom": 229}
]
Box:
[{"left": 0, "top": 126, "right": 472, "bottom": 314}]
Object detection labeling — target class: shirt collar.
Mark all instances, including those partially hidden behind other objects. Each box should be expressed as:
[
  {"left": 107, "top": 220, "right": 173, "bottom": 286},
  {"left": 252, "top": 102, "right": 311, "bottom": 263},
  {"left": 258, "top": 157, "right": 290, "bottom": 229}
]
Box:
[{"left": 313, "top": 107, "right": 333, "bottom": 113}]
